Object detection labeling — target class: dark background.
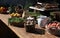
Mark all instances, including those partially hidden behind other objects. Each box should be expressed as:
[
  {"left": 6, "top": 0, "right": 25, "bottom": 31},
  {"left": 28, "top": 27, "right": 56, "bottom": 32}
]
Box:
[
  {"left": 0, "top": 0, "right": 60, "bottom": 8},
  {"left": 0, "top": 0, "right": 37, "bottom": 7}
]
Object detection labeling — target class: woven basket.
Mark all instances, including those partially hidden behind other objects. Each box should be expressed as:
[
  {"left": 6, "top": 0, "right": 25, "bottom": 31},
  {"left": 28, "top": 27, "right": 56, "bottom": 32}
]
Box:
[
  {"left": 10, "top": 22, "right": 24, "bottom": 27},
  {"left": 48, "top": 27, "right": 60, "bottom": 36}
]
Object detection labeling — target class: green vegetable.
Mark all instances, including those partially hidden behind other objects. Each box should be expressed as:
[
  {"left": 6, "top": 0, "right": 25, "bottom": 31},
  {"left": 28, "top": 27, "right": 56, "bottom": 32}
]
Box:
[
  {"left": 9, "top": 17, "right": 24, "bottom": 23},
  {"left": 29, "top": 12, "right": 41, "bottom": 16}
]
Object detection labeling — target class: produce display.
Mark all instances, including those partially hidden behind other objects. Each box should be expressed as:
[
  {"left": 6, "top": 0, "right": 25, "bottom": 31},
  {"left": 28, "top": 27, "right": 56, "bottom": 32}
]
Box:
[
  {"left": 46, "top": 21, "right": 60, "bottom": 36},
  {"left": 0, "top": 2, "right": 60, "bottom": 37},
  {"left": 9, "top": 17, "right": 24, "bottom": 23},
  {"left": 29, "top": 12, "right": 41, "bottom": 17},
  {"left": 47, "top": 21, "right": 60, "bottom": 29},
  {"left": 24, "top": 16, "right": 36, "bottom": 32},
  {"left": 0, "top": 7, "right": 8, "bottom": 13},
  {"left": 45, "top": 3, "right": 58, "bottom": 9},
  {"left": 10, "top": 13, "right": 21, "bottom": 17}
]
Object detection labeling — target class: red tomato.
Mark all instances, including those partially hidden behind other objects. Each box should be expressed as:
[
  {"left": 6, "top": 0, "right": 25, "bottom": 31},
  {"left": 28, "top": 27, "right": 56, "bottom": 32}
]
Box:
[
  {"left": 56, "top": 23, "right": 59, "bottom": 27},
  {"left": 48, "top": 23, "right": 52, "bottom": 28},
  {"left": 57, "top": 23, "right": 60, "bottom": 28},
  {"left": 51, "top": 23, "right": 57, "bottom": 26}
]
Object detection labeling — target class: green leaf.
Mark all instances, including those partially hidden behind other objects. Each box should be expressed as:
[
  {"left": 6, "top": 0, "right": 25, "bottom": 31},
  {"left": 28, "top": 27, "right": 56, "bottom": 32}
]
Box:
[{"left": 9, "top": 17, "right": 24, "bottom": 23}]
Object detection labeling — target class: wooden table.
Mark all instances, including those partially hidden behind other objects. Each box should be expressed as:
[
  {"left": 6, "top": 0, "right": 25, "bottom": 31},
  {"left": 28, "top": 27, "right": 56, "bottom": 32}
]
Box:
[{"left": 0, "top": 14, "right": 58, "bottom": 38}]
